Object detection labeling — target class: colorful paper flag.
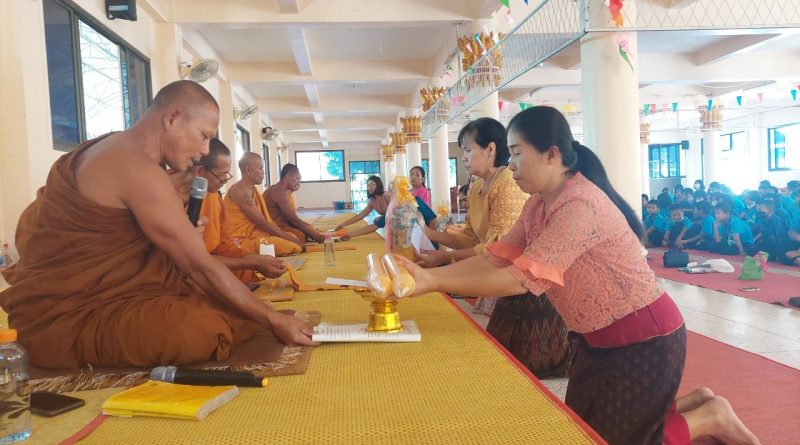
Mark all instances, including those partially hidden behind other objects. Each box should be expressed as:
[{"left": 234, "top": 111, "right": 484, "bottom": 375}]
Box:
[
  {"left": 707, "top": 99, "right": 713, "bottom": 110},
  {"left": 498, "top": 100, "right": 504, "bottom": 111},
  {"left": 671, "top": 102, "right": 678, "bottom": 112},
  {"left": 608, "top": 0, "right": 624, "bottom": 27},
  {"left": 505, "top": 9, "right": 515, "bottom": 26},
  {"left": 792, "top": 89, "right": 797, "bottom": 101},
  {"left": 736, "top": 96, "right": 743, "bottom": 107},
  {"left": 757, "top": 92, "right": 764, "bottom": 102},
  {"left": 500, "top": 0, "right": 510, "bottom": 7},
  {"left": 523, "top": 0, "right": 529, "bottom": 4},
  {"left": 643, "top": 104, "right": 650, "bottom": 115},
  {"left": 661, "top": 103, "right": 668, "bottom": 113}
]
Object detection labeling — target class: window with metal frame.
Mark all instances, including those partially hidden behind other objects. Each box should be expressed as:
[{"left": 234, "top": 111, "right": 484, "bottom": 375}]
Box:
[{"left": 296, "top": 150, "right": 345, "bottom": 182}]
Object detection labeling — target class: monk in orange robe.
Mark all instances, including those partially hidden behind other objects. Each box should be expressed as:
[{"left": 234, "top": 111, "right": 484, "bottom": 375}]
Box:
[
  {"left": 179, "top": 138, "right": 287, "bottom": 284},
  {"left": 0, "top": 81, "right": 315, "bottom": 370},
  {"left": 263, "top": 163, "right": 326, "bottom": 244},
  {"left": 221, "top": 153, "right": 304, "bottom": 257}
]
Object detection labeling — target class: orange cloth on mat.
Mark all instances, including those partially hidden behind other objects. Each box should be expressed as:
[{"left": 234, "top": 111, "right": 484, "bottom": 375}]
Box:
[
  {"left": 0, "top": 137, "right": 260, "bottom": 370},
  {"left": 263, "top": 187, "right": 306, "bottom": 242},
  {"left": 221, "top": 187, "right": 302, "bottom": 257}
]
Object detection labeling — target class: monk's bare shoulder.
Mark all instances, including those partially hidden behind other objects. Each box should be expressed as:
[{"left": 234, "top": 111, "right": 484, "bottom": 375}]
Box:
[
  {"left": 228, "top": 182, "right": 253, "bottom": 207},
  {"left": 74, "top": 134, "right": 170, "bottom": 209}
]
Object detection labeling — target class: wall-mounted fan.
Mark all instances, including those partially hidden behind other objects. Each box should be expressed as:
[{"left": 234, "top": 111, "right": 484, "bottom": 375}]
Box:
[
  {"left": 180, "top": 58, "right": 219, "bottom": 83},
  {"left": 261, "top": 127, "right": 280, "bottom": 141},
  {"left": 234, "top": 105, "right": 258, "bottom": 121}
]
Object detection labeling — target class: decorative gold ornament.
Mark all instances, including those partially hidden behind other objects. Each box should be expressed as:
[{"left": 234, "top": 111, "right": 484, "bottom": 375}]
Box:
[
  {"left": 391, "top": 132, "right": 407, "bottom": 154},
  {"left": 381, "top": 144, "right": 394, "bottom": 162},
  {"left": 640, "top": 122, "right": 651, "bottom": 145},
  {"left": 401, "top": 115, "right": 422, "bottom": 143},
  {"left": 699, "top": 106, "right": 724, "bottom": 131},
  {"left": 420, "top": 86, "right": 447, "bottom": 112},
  {"left": 458, "top": 31, "right": 504, "bottom": 91}
]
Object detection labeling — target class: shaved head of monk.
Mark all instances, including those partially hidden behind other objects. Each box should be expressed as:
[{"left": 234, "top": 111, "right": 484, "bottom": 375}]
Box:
[
  {"left": 147, "top": 80, "right": 220, "bottom": 172},
  {"left": 194, "top": 138, "right": 232, "bottom": 194},
  {"left": 238, "top": 152, "right": 265, "bottom": 185}
]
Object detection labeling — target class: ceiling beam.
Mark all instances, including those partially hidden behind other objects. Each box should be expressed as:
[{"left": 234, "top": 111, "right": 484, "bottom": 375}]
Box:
[
  {"left": 230, "top": 60, "right": 429, "bottom": 84},
  {"left": 304, "top": 84, "right": 321, "bottom": 107},
  {"left": 288, "top": 28, "right": 313, "bottom": 75},
  {"left": 256, "top": 95, "right": 410, "bottom": 113},
  {"left": 172, "top": 0, "right": 478, "bottom": 25},
  {"left": 694, "top": 34, "right": 783, "bottom": 65},
  {"left": 272, "top": 116, "right": 398, "bottom": 131}
]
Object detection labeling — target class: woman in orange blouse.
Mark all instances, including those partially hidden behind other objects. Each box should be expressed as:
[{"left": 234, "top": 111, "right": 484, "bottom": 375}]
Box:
[{"left": 399, "top": 107, "right": 759, "bottom": 445}]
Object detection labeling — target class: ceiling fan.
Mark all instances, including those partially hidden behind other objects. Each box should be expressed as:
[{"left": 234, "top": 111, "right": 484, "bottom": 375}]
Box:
[
  {"left": 261, "top": 126, "right": 280, "bottom": 141},
  {"left": 234, "top": 105, "right": 258, "bottom": 121},
  {"left": 179, "top": 58, "right": 219, "bottom": 83}
]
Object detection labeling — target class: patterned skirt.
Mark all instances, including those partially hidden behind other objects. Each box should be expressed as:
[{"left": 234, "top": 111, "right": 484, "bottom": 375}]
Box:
[
  {"left": 565, "top": 325, "right": 687, "bottom": 445},
  {"left": 485, "top": 293, "right": 573, "bottom": 379}
]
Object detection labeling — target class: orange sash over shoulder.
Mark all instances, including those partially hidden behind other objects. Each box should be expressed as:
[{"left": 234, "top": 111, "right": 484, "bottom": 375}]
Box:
[
  {"left": 0, "top": 137, "right": 259, "bottom": 369},
  {"left": 201, "top": 192, "right": 224, "bottom": 253},
  {"left": 221, "top": 187, "right": 302, "bottom": 257}
]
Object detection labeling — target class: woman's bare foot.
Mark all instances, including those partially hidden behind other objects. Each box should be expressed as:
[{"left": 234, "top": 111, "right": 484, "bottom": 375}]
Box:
[
  {"left": 677, "top": 387, "right": 715, "bottom": 413},
  {"left": 698, "top": 396, "right": 761, "bottom": 445}
]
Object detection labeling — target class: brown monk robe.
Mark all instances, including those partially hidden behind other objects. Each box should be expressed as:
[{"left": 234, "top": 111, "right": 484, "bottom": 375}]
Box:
[
  {"left": 221, "top": 152, "right": 304, "bottom": 257},
  {"left": 0, "top": 81, "right": 315, "bottom": 370},
  {"left": 262, "top": 163, "right": 326, "bottom": 244}
]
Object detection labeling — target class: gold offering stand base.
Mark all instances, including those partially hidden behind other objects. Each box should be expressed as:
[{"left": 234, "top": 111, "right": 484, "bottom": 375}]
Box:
[{"left": 356, "top": 290, "right": 404, "bottom": 333}]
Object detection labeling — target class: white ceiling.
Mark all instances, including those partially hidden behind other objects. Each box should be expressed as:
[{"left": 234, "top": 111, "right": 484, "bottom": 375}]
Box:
[{"left": 182, "top": 1, "right": 800, "bottom": 150}]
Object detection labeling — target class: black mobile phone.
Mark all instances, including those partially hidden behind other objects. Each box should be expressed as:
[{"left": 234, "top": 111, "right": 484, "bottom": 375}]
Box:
[{"left": 30, "top": 392, "right": 85, "bottom": 417}]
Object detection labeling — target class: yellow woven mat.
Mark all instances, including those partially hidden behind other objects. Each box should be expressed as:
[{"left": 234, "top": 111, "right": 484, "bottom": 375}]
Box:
[{"left": 30, "top": 222, "right": 601, "bottom": 444}]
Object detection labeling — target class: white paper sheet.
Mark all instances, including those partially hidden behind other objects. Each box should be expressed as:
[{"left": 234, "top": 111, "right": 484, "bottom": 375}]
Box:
[
  {"left": 259, "top": 243, "right": 276, "bottom": 257},
  {"left": 312, "top": 321, "right": 421, "bottom": 342},
  {"left": 410, "top": 223, "right": 435, "bottom": 254},
  {"left": 324, "top": 277, "right": 369, "bottom": 288}
]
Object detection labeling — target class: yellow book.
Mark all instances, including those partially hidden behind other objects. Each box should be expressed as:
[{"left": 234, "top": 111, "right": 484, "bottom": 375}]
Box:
[{"left": 102, "top": 381, "right": 238, "bottom": 421}]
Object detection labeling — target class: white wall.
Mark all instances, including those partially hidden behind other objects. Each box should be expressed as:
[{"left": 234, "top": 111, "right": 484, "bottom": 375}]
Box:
[{"left": 291, "top": 147, "right": 381, "bottom": 209}]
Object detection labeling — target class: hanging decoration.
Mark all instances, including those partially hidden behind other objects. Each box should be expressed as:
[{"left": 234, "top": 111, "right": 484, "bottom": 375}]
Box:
[
  {"left": 519, "top": 102, "right": 532, "bottom": 111},
  {"left": 606, "top": 0, "right": 624, "bottom": 27},
  {"left": 505, "top": 9, "right": 515, "bottom": 26},
  {"left": 498, "top": 100, "right": 504, "bottom": 111},
  {"left": 661, "top": 103, "right": 668, "bottom": 113},
  {"left": 617, "top": 35, "right": 633, "bottom": 72},
  {"left": 736, "top": 95, "right": 743, "bottom": 107},
  {"left": 757, "top": 92, "right": 764, "bottom": 103},
  {"left": 671, "top": 102, "right": 678, "bottom": 112},
  {"left": 458, "top": 31, "right": 505, "bottom": 91},
  {"left": 500, "top": 0, "right": 509, "bottom": 6},
  {"left": 707, "top": 99, "right": 713, "bottom": 110},
  {"left": 643, "top": 104, "right": 651, "bottom": 115},
  {"left": 792, "top": 89, "right": 798, "bottom": 101}
]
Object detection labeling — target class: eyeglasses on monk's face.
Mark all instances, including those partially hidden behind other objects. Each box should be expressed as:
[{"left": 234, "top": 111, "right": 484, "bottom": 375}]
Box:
[{"left": 207, "top": 168, "right": 233, "bottom": 184}]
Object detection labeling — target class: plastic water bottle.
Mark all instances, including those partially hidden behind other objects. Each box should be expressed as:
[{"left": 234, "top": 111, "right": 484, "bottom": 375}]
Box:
[
  {"left": 0, "top": 329, "right": 31, "bottom": 443},
  {"left": 323, "top": 235, "right": 335, "bottom": 267}
]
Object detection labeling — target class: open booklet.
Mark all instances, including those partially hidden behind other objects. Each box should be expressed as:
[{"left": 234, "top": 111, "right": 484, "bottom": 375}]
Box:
[{"left": 312, "top": 321, "right": 421, "bottom": 343}]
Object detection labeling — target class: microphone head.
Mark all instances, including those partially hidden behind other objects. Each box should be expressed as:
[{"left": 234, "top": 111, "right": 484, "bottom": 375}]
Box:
[
  {"left": 150, "top": 365, "right": 177, "bottom": 383},
  {"left": 189, "top": 177, "right": 208, "bottom": 200}
]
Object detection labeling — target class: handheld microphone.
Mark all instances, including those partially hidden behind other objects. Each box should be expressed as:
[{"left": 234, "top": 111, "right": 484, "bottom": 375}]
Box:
[
  {"left": 150, "top": 366, "right": 268, "bottom": 388},
  {"left": 187, "top": 177, "right": 208, "bottom": 226}
]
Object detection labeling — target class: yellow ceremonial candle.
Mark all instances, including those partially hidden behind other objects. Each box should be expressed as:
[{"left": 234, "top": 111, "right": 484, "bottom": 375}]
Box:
[
  {"left": 365, "top": 253, "right": 392, "bottom": 299},
  {"left": 382, "top": 254, "right": 416, "bottom": 298}
]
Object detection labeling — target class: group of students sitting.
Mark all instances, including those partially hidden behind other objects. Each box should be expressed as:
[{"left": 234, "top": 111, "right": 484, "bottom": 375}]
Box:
[{"left": 643, "top": 179, "right": 800, "bottom": 266}]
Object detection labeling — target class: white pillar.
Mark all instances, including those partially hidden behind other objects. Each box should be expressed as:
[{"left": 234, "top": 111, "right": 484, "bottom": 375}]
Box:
[
  {"left": 383, "top": 159, "right": 395, "bottom": 185},
  {"left": 267, "top": 140, "right": 280, "bottom": 186},
  {"left": 151, "top": 23, "right": 182, "bottom": 90},
  {"left": 394, "top": 152, "right": 408, "bottom": 178},
  {"left": 702, "top": 129, "right": 721, "bottom": 185},
  {"left": 581, "top": 31, "right": 642, "bottom": 213},
  {"left": 699, "top": 107, "right": 723, "bottom": 185},
  {"left": 217, "top": 81, "right": 237, "bottom": 180},
  {"left": 472, "top": 92, "right": 500, "bottom": 121},
  {"left": 640, "top": 122, "right": 651, "bottom": 200},
  {"left": 0, "top": 0, "right": 57, "bottom": 246},
  {"left": 428, "top": 124, "right": 450, "bottom": 208},
  {"left": 407, "top": 142, "right": 422, "bottom": 169}
]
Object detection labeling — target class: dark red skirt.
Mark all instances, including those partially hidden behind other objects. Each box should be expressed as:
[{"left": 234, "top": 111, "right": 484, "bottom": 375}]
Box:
[
  {"left": 565, "top": 325, "right": 687, "bottom": 445},
  {"left": 486, "top": 293, "right": 573, "bottom": 379}
]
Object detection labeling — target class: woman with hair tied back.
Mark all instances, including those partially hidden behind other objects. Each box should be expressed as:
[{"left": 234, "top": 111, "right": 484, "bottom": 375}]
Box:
[
  {"left": 419, "top": 117, "right": 571, "bottom": 380},
  {"left": 398, "top": 107, "right": 760, "bottom": 445}
]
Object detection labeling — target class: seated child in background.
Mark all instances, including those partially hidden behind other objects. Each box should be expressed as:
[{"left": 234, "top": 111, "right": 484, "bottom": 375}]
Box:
[
  {"left": 784, "top": 205, "right": 800, "bottom": 266},
  {"left": 693, "top": 189, "right": 707, "bottom": 205},
  {"left": 741, "top": 191, "right": 760, "bottom": 227},
  {"left": 662, "top": 204, "right": 691, "bottom": 248},
  {"left": 676, "top": 201, "right": 715, "bottom": 250},
  {"left": 709, "top": 202, "right": 754, "bottom": 256},
  {"left": 644, "top": 200, "right": 668, "bottom": 247},
  {"left": 750, "top": 198, "right": 789, "bottom": 260},
  {"left": 641, "top": 193, "right": 649, "bottom": 216}
]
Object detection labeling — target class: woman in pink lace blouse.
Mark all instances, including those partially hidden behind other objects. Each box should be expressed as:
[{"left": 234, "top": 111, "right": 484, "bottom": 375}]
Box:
[{"left": 399, "top": 107, "right": 759, "bottom": 445}]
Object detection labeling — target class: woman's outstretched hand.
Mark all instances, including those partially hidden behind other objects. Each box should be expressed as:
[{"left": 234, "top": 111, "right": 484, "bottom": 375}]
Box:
[{"left": 394, "top": 254, "right": 438, "bottom": 297}]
